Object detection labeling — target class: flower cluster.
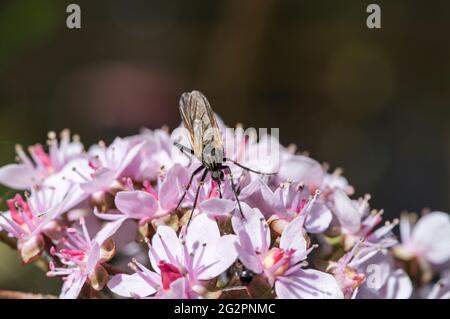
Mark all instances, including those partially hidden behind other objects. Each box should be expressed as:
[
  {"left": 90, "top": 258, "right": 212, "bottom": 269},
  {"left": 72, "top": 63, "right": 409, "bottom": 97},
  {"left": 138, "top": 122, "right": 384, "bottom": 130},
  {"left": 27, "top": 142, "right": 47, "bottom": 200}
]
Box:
[{"left": 1, "top": 121, "right": 450, "bottom": 299}]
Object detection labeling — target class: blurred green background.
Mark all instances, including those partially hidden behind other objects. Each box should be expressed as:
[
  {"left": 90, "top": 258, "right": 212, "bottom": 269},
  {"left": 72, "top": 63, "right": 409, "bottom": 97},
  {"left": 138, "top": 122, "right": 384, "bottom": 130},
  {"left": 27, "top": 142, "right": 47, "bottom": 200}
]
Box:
[{"left": 1, "top": 0, "right": 450, "bottom": 294}]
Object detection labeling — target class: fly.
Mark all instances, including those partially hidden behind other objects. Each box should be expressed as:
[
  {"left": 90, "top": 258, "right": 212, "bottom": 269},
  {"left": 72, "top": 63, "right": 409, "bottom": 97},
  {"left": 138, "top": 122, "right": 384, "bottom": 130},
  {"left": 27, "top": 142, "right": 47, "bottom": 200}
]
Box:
[{"left": 174, "top": 90, "right": 277, "bottom": 227}]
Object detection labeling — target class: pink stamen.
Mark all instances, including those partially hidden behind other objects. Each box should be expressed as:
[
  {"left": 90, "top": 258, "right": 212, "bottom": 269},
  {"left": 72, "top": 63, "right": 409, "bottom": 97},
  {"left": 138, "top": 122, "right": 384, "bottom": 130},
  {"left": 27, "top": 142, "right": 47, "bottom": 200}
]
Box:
[
  {"left": 143, "top": 181, "right": 159, "bottom": 200},
  {"left": 89, "top": 160, "right": 99, "bottom": 170},
  {"left": 296, "top": 198, "right": 308, "bottom": 214},
  {"left": 207, "top": 180, "right": 219, "bottom": 199},
  {"left": 30, "top": 144, "right": 53, "bottom": 171},
  {"left": 159, "top": 261, "right": 183, "bottom": 290},
  {"left": 7, "top": 194, "right": 33, "bottom": 225}
]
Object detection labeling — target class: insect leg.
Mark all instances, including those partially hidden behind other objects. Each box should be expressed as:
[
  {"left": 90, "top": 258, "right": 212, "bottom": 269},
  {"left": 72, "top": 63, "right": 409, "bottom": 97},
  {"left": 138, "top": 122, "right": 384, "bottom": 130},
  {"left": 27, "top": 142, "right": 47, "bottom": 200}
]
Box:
[
  {"left": 186, "top": 168, "right": 209, "bottom": 228},
  {"left": 174, "top": 142, "right": 194, "bottom": 155},
  {"left": 224, "top": 158, "right": 277, "bottom": 176},
  {"left": 222, "top": 165, "right": 244, "bottom": 219},
  {"left": 217, "top": 180, "right": 223, "bottom": 199},
  {"left": 174, "top": 164, "right": 205, "bottom": 212}
]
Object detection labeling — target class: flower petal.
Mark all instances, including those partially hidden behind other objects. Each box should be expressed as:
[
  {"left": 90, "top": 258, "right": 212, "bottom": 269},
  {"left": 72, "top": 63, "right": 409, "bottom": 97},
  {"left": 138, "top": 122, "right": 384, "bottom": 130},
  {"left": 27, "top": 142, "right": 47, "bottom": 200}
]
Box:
[
  {"left": 275, "top": 268, "right": 343, "bottom": 299},
  {"left": 200, "top": 198, "right": 235, "bottom": 217},
  {"left": 411, "top": 212, "right": 450, "bottom": 264},
  {"left": 380, "top": 269, "right": 413, "bottom": 299},
  {"left": 59, "top": 272, "right": 87, "bottom": 299},
  {"left": 280, "top": 215, "right": 307, "bottom": 255},
  {"left": 108, "top": 273, "right": 157, "bottom": 298},
  {"left": 185, "top": 214, "right": 220, "bottom": 254},
  {"left": 305, "top": 202, "right": 332, "bottom": 234},
  {"left": 159, "top": 164, "right": 189, "bottom": 210},
  {"left": 277, "top": 155, "right": 324, "bottom": 190},
  {"left": 196, "top": 235, "right": 239, "bottom": 280},
  {"left": 239, "top": 179, "right": 283, "bottom": 218},
  {"left": 94, "top": 217, "right": 127, "bottom": 245},
  {"left": 332, "top": 189, "right": 361, "bottom": 234},
  {"left": 115, "top": 191, "right": 158, "bottom": 220},
  {"left": 0, "top": 164, "right": 37, "bottom": 189},
  {"left": 149, "top": 225, "right": 183, "bottom": 273},
  {"left": 232, "top": 203, "right": 271, "bottom": 254}
]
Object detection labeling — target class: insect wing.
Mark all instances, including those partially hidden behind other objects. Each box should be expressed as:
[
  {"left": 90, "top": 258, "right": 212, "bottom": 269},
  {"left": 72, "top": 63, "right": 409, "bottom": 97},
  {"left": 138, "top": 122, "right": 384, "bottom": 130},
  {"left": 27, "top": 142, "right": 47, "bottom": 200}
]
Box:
[{"left": 179, "top": 91, "right": 223, "bottom": 160}]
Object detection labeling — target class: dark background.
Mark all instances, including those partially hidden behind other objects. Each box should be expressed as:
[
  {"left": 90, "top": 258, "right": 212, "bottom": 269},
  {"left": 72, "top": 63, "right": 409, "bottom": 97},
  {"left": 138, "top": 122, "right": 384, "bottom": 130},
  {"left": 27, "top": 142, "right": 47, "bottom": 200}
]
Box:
[{"left": 1, "top": 0, "right": 449, "bottom": 294}]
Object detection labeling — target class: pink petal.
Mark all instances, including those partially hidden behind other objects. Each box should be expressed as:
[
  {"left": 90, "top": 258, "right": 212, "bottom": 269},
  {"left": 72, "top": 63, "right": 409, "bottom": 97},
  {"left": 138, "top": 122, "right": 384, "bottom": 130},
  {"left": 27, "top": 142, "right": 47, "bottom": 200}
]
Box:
[
  {"left": 87, "top": 243, "right": 101, "bottom": 274},
  {"left": 231, "top": 203, "right": 271, "bottom": 254},
  {"left": 199, "top": 198, "right": 235, "bottom": 217},
  {"left": 234, "top": 230, "right": 264, "bottom": 274},
  {"left": 59, "top": 272, "right": 87, "bottom": 299},
  {"left": 349, "top": 248, "right": 392, "bottom": 288},
  {"left": 117, "top": 140, "right": 146, "bottom": 175},
  {"left": 80, "top": 168, "right": 116, "bottom": 193},
  {"left": 0, "top": 164, "right": 37, "bottom": 189},
  {"left": 280, "top": 215, "right": 307, "bottom": 254},
  {"left": 380, "top": 269, "right": 413, "bottom": 299},
  {"left": 275, "top": 269, "right": 343, "bottom": 299},
  {"left": 277, "top": 155, "right": 324, "bottom": 189},
  {"left": 115, "top": 191, "right": 158, "bottom": 220},
  {"left": 411, "top": 212, "right": 450, "bottom": 264},
  {"left": 159, "top": 164, "right": 189, "bottom": 210},
  {"left": 94, "top": 217, "right": 127, "bottom": 245},
  {"left": 305, "top": 202, "right": 332, "bottom": 234},
  {"left": 108, "top": 273, "right": 157, "bottom": 298},
  {"left": 239, "top": 179, "right": 283, "bottom": 218},
  {"left": 332, "top": 189, "right": 361, "bottom": 234},
  {"left": 196, "top": 234, "right": 238, "bottom": 280},
  {"left": 160, "top": 277, "right": 197, "bottom": 299},
  {"left": 149, "top": 226, "right": 183, "bottom": 273},
  {"left": 185, "top": 214, "right": 220, "bottom": 254}
]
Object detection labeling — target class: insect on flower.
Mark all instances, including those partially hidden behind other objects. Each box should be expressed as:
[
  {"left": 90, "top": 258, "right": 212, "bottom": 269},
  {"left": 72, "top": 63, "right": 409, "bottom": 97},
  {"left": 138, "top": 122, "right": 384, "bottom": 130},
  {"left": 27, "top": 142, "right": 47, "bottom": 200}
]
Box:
[{"left": 174, "top": 90, "right": 277, "bottom": 226}]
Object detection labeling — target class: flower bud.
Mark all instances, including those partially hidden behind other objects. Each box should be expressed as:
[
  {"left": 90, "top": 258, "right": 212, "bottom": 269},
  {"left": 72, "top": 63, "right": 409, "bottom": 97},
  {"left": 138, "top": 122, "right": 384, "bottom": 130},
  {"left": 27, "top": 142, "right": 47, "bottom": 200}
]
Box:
[
  {"left": 88, "top": 264, "right": 109, "bottom": 291},
  {"left": 18, "top": 234, "right": 45, "bottom": 264},
  {"left": 100, "top": 238, "right": 116, "bottom": 263},
  {"left": 263, "top": 248, "right": 291, "bottom": 276}
]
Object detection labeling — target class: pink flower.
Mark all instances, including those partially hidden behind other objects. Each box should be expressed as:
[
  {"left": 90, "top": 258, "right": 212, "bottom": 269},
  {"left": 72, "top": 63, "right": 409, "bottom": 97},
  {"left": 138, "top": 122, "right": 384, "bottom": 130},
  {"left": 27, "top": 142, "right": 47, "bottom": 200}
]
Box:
[
  {"left": 0, "top": 130, "right": 84, "bottom": 190},
  {"left": 68, "top": 138, "right": 144, "bottom": 198},
  {"left": 321, "top": 167, "right": 355, "bottom": 197},
  {"left": 123, "top": 128, "right": 190, "bottom": 181},
  {"left": 240, "top": 179, "right": 332, "bottom": 233},
  {"left": 330, "top": 242, "right": 412, "bottom": 299},
  {"left": 0, "top": 186, "right": 76, "bottom": 263},
  {"left": 232, "top": 203, "right": 343, "bottom": 299},
  {"left": 47, "top": 217, "right": 123, "bottom": 299},
  {"left": 274, "top": 150, "right": 324, "bottom": 191},
  {"left": 396, "top": 212, "right": 450, "bottom": 265},
  {"left": 179, "top": 168, "right": 236, "bottom": 217},
  {"left": 330, "top": 189, "right": 398, "bottom": 250},
  {"left": 108, "top": 214, "right": 238, "bottom": 299},
  {"left": 108, "top": 164, "right": 190, "bottom": 223}
]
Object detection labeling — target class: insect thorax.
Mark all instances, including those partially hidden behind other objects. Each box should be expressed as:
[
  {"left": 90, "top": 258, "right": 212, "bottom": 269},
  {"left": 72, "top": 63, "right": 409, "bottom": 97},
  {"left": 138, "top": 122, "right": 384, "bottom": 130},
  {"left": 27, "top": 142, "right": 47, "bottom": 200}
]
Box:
[{"left": 202, "top": 145, "right": 224, "bottom": 171}]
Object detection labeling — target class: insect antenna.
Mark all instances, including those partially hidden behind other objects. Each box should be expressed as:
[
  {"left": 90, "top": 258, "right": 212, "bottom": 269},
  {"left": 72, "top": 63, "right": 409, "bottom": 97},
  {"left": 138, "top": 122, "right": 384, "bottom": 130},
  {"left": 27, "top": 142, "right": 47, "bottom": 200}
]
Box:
[
  {"left": 224, "top": 157, "right": 278, "bottom": 176},
  {"left": 174, "top": 142, "right": 194, "bottom": 166},
  {"left": 174, "top": 141, "right": 194, "bottom": 155}
]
